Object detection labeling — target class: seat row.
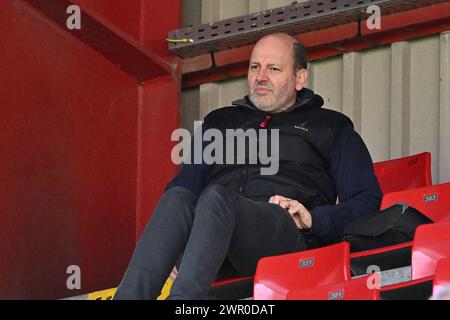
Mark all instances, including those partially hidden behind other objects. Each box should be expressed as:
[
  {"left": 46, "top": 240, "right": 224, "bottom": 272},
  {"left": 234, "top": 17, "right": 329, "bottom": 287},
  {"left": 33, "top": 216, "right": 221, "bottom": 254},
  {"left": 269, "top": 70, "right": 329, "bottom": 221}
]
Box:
[
  {"left": 210, "top": 152, "right": 449, "bottom": 299},
  {"left": 254, "top": 221, "right": 450, "bottom": 300}
]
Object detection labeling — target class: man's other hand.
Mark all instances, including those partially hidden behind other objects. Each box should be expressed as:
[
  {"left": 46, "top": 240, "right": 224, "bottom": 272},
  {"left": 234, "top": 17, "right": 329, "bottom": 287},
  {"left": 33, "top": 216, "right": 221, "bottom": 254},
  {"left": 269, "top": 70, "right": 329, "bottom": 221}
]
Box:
[{"left": 268, "top": 195, "right": 312, "bottom": 230}]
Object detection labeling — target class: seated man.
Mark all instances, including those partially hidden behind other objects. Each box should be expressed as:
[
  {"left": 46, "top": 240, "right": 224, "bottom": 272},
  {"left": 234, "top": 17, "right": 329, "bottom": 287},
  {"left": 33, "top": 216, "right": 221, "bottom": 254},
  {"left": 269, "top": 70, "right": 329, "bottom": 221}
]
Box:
[{"left": 114, "top": 33, "right": 382, "bottom": 300}]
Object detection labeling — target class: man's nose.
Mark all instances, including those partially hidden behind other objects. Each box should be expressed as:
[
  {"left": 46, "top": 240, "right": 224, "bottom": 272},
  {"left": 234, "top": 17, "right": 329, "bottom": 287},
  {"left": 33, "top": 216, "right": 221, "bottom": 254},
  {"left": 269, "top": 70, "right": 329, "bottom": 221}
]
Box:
[{"left": 256, "top": 68, "right": 269, "bottom": 82}]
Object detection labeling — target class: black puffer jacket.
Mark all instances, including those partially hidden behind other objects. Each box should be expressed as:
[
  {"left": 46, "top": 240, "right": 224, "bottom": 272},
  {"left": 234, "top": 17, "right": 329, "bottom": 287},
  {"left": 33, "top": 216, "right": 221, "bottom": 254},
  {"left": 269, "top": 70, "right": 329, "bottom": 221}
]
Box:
[{"left": 204, "top": 88, "right": 353, "bottom": 209}]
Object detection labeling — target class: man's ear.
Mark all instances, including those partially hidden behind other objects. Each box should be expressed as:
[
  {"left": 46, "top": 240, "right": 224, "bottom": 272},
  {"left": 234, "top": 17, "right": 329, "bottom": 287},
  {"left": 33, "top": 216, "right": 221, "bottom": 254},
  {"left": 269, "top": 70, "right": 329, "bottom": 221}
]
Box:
[{"left": 295, "top": 69, "right": 308, "bottom": 91}]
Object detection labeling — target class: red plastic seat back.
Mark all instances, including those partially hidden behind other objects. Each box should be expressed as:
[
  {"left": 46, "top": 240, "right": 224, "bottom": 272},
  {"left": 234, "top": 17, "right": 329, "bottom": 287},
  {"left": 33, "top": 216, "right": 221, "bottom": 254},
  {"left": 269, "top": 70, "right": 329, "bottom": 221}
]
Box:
[
  {"left": 411, "top": 222, "right": 450, "bottom": 280},
  {"left": 373, "top": 152, "right": 432, "bottom": 194},
  {"left": 381, "top": 182, "right": 450, "bottom": 222},
  {"left": 286, "top": 275, "right": 380, "bottom": 300},
  {"left": 432, "top": 258, "right": 450, "bottom": 298},
  {"left": 253, "top": 242, "right": 351, "bottom": 300}
]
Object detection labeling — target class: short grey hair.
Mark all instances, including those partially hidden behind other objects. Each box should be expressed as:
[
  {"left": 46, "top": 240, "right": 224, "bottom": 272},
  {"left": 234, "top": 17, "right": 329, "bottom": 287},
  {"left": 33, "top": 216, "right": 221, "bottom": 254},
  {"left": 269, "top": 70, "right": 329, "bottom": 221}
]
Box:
[{"left": 293, "top": 42, "right": 308, "bottom": 72}]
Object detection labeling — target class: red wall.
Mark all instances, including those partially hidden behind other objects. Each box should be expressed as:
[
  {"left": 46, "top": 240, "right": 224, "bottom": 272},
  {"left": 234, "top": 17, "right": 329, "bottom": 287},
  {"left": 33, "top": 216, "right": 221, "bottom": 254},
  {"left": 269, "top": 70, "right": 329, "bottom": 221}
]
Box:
[
  {"left": 71, "top": 0, "right": 142, "bottom": 41},
  {"left": 137, "top": 77, "right": 180, "bottom": 238},
  {"left": 0, "top": 0, "right": 180, "bottom": 299}
]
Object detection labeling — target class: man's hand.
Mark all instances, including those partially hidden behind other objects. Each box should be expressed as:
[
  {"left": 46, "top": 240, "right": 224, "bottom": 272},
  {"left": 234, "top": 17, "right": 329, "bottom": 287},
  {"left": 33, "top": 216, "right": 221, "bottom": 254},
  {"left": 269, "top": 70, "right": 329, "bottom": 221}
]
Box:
[{"left": 268, "top": 195, "right": 312, "bottom": 230}]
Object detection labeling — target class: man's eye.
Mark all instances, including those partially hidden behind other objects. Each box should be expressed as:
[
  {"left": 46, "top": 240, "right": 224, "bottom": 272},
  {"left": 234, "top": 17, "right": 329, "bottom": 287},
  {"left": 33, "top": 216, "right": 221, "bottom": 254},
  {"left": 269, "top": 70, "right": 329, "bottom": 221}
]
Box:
[
  {"left": 270, "top": 67, "right": 280, "bottom": 72},
  {"left": 250, "top": 65, "right": 259, "bottom": 70}
]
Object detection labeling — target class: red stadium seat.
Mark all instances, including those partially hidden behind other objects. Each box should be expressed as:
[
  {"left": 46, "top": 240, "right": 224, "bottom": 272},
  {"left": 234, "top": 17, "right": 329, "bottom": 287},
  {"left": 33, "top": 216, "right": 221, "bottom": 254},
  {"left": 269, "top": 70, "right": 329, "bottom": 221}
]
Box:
[
  {"left": 286, "top": 274, "right": 380, "bottom": 300},
  {"left": 349, "top": 183, "right": 450, "bottom": 276},
  {"left": 381, "top": 182, "right": 450, "bottom": 222},
  {"left": 350, "top": 222, "right": 450, "bottom": 300},
  {"left": 378, "top": 222, "right": 450, "bottom": 299},
  {"left": 373, "top": 152, "right": 432, "bottom": 194},
  {"left": 411, "top": 222, "right": 450, "bottom": 280},
  {"left": 432, "top": 258, "right": 450, "bottom": 298},
  {"left": 253, "top": 242, "right": 351, "bottom": 300}
]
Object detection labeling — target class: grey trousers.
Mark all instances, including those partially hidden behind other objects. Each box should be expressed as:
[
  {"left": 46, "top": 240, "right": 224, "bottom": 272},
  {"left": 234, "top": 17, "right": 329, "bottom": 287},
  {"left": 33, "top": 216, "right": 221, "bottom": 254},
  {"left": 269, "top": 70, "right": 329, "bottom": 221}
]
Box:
[{"left": 114, "top": 184, "right": 307, "bottom": 300}]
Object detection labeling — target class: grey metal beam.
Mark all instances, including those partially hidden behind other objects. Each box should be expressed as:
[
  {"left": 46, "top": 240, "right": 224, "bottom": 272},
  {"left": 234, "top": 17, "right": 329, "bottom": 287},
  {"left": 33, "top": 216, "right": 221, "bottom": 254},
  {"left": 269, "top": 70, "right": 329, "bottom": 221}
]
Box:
[{"left": 168, "top": 0, "right": 448, "bottom": 58}]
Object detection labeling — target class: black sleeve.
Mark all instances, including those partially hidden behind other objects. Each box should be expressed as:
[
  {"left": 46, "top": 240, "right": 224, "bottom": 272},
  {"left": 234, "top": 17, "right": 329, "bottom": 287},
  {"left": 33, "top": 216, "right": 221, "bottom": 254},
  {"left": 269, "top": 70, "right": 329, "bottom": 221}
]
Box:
[{"left": 308, "top": 124, "right": 383, "bottom": 243}]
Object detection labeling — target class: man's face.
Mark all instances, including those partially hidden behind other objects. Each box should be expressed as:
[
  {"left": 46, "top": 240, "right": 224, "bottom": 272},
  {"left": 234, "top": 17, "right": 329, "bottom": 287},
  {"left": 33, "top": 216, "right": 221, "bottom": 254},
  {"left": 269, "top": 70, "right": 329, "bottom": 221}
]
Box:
[{"left": 247, "top": 36, "right": 301, "bottom": 113}]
